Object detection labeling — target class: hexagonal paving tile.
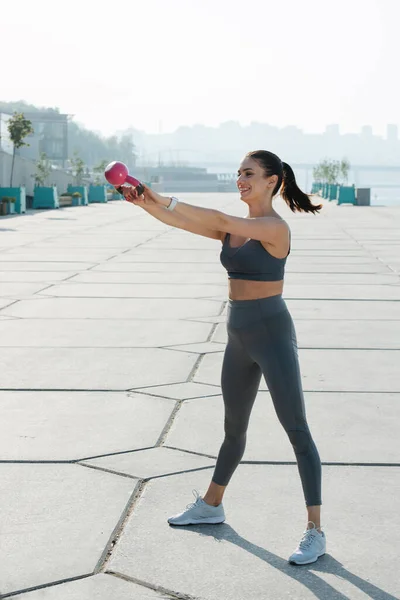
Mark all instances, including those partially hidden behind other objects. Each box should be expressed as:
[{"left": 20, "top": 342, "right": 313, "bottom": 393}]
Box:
[
  {"left": 40, "top": 283, "right": 227, "bottom": 299},
  {"left": 2, "top": 297, "right": 223, "bottom": 320},
  {"left": 84, "top": 447, "right": 215, "bottom": 479},
  {"left": 0, "top": 464, "right": 136, "bottom": 595},
  {"left": 91, "top": 262, "right": 225, "bottom": 273},
  {"left": 185, "top": 315, "right": 227, "bottom": 324},
  {"left": 0, "top": 319, "right": 213, "bottom": 348},
  {"left": 134, "top": 382, "right": 221, "bottom": 400},
  {"left": 212, "top": 319, "right": 400, "bottom": 349},
  {"left": 0, "top": 261, "right": 95, "bottom": 272},
  {"left": 0, "top": 282, "right": 48, "bottom": 298},
  {"left": 0, "top": 271, "right": 74, "bottom": 282},
  {"left": 285, "top": 299, "right": 400, "bottom": 319},
  {"left": 165, "top": 342, "right": 225, "bottom": 354},
  {"left": 108, "top": 467, "right": 400, "bottom": 600},
  {"left": 0, "top": 391, "right": 176, "bottom": 461},
  {"left": 194, "top": 349, "right": 400, "bottom": 392},
  {"left": 71, "top": 271, "right": 227, "bottom": 284},
  {"left": 164, "top": 392, "right": 400, "bottom": 464},
  {"left": 0, "top": 347, "right": 198, "bottom": 391}
]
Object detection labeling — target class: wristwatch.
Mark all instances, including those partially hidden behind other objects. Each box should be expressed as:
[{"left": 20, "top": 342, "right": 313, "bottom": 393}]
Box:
[{"left": 167, "top": 197, "right": 179, "bottom": 211}]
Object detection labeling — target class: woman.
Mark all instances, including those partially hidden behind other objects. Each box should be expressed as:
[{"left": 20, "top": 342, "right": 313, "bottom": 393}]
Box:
[{"left": 122, "top": 150, "right": 325, "bottom": 566}]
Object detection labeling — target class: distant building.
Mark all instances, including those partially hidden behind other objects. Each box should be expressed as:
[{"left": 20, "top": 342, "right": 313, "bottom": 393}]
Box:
[
  {"left": 361, "top": 125, "right": 373, "bottom": 137},
  {"left": 0, "top": 110, "right": 69, "bottom": 166},
  {"left": 386, "top": 124, "right": 398, "bottom": 142},
  {"left": 325, "top": 124, "right": 340, "bottom": 135}
]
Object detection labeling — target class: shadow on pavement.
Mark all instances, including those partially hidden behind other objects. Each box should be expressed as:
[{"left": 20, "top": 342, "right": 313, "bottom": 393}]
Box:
[{"left": 171, "top": 522, "right": 396, "bottom": 600}]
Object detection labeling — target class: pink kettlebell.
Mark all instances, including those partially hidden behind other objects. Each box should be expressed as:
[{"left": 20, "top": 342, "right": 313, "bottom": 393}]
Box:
[{"left": 104, "top": 161, "right": 144, "bottom": 196}]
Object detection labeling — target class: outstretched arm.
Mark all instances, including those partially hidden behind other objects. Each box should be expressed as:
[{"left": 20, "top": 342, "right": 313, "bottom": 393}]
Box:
[
  {"left": 120, "top": 186, "right": 222, "bottom": 241},
  {"left": 129, "top": 185, "right": 288, "bottom": 246}
]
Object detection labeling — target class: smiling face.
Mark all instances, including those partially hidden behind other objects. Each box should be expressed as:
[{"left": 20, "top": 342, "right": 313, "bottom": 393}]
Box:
[{"left": 237, "top": 157, "right": 278, "bottom": 203}]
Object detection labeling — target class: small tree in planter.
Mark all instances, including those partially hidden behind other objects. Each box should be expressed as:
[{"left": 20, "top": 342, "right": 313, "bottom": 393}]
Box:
[
  {"left": 33, "top": 153, "right": 59, "bottom": 209},
  {"left": 34, "top": 153, "right": 52, "bottom": 187},
  {"left": 7, "top": 112, "right": 34, "bottom": 186},
  {"left": 70, "top": 151, "right": 86, "bottom": 185},
  {"left": 339, "top": 157, "right": 350, "bottom": 184},
  {"left": 92, "top": 159, "right": 109, "bottom": 185},
  {"left": 312, "top": 164, "right": 323, "bottom": 183},
  {"left": 88, "top": 160, "right": 109, "bottom": 203},
  {"left": 313, "top": 158, "right": 343, "bottom": 199},
  {"left": 327, "top": 161, "right": 340, "bottom": 185},
  {"left": 67, "top": 153, "right": 88, "bottom": 205}
]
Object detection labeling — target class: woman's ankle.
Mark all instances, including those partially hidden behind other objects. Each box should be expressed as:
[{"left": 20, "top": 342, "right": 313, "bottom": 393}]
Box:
[
  {"left": 202, "top": 495, "right": 222, "bottom": 507},
  {"left": 203, "top": 481, "right": 226, "bottom": 507}
]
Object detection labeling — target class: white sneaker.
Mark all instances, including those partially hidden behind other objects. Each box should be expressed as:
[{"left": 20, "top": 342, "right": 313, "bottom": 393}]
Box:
[
  {"left": 168, "top": 490, "right": 225, "bottom": 526},
  {"left": 288, "top": 521, "right": 326, "bottom": 565}
]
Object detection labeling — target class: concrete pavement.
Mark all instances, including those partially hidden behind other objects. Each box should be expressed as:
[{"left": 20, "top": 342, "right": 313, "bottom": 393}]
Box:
[{"left": 0, "top": 194, "right": 399, "bottom": 599}]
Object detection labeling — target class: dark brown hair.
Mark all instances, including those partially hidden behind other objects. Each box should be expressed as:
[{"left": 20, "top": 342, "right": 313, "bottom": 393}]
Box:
[{"left": 246, "top": 150, "right": 322, "bottom": 214}]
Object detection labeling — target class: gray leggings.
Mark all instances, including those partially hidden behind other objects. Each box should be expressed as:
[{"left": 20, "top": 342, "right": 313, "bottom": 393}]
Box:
[{"left": 212, "top": 294, "right": 322, "bottom": 506}]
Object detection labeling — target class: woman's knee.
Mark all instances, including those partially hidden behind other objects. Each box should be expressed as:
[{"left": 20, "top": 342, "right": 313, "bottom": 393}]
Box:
[
  {"left": 224, "top": 418, "right": 247, "bottom": 442},
  {"left": 287, "top": 428, "right": 313, "bottom": 455}
]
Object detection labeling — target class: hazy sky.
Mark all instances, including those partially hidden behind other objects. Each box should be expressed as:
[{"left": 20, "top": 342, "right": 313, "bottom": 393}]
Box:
[{"left": 2, "top": 0, "right": 398, "bottom": 136}]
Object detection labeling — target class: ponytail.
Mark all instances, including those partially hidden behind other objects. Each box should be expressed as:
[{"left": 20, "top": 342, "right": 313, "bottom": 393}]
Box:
[
  {"left": 281, "top": 162, "right": 322, "bottom": 214},
  {"left": 246, "top": 150, "right": 322, "bottom": 214}
]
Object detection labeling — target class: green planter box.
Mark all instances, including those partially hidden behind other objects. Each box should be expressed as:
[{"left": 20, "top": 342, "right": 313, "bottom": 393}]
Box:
[
  {"left": 33, "top": 186, "right": 59, "bottom": 209},
  {"left": 88, "top": 185, "right": 107, "bottom": 203},
  {"left": 106, "top": 185, "right": 124, "bottom": 201},
  {"left": 328, "top": 184, "right": 339, "bottom": 201},
  {"left": 67, "top": 185, "right": 89, "bottom": 206},
  {"left": 311, "top": 182, "right": 320, "bottom": 194},
  {"left": 0, "top": 187, "right": 26, "bottom": 214},
  {"left": 338, "top": 186, "right": 356, "bottom": 205}
]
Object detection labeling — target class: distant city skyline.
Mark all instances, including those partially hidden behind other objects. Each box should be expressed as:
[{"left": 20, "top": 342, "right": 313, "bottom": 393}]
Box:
[
  {"left": 130, "top": 121, "right": 400, "bottom": 168},
  {"left": 2, "top": 101, "right": 400, "bottom": 169},
  {"left": 2, "top": 0, "right": 400, "bottom": 138}
]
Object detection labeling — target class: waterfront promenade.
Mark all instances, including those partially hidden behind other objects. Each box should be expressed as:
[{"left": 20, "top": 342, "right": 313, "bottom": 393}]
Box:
[{"left": 0, "top": 194, "right": 399, "bottom": 599}]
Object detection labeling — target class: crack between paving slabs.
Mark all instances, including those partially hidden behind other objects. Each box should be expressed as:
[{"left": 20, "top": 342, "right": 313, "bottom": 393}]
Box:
[
  {"left": 325, "top": 218, "right": 400, "bottom": 278},
  {"left": 153, "top": 318, "right": 224, "bottom": 448},
  {"left": 106, "top": 571, "right": 200, "bottom": 600},
  {"left": 161, "top": 446, "right": 400, "bottom": 468},
  {"left": 77, "top": 462, "right": 141, "bottom": 480},
  {"left": 30, "top": 295, "right": 224, "bottom": 301},
  {"left": 138, "top": 303, "right": 225, "bottom": 444},
  {"left": 0, "top": 300, "right": 20, "bottom": 314},
  {"left": 77, "top": 460, "right": 215, "bottom": 482},
  {"left": 95, "top": 479, "right": 147, "bottom": 574},
  {"left": 132, "top": 389, "right": 221, "bottom": 400},
  {"left": 1, "top": 388, "right": 399, "bottom": 394},
  {"left": 0, "top": 388, "right": 142, "bottom": 392},
  {"left": 69, "top": 228, "right": 169, "bottom": 276},
  {"left": 1, "top": 345, "right": 399, "bottom": 351},
  {"left": 92, "top": 303, "right": 228, "bottom": 571},
  {"left": 129, "top": 381, "right": 221, "bottom": 393},
  {"left": 0, "top": 283, "right": 62, "bottom": 309},
  {"left": 0, "top": 573, "right": 93, "bottom": 599}
]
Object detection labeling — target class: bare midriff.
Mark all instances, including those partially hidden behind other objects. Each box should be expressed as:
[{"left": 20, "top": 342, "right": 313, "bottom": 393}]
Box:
[{"left": 228, "top": 278, "right": 284, "bottom": 301}]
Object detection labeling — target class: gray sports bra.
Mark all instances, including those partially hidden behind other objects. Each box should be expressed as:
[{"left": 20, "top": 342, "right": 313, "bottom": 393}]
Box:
[{"left": 220, "top": 233, "right": 290, "bottom": 282}]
